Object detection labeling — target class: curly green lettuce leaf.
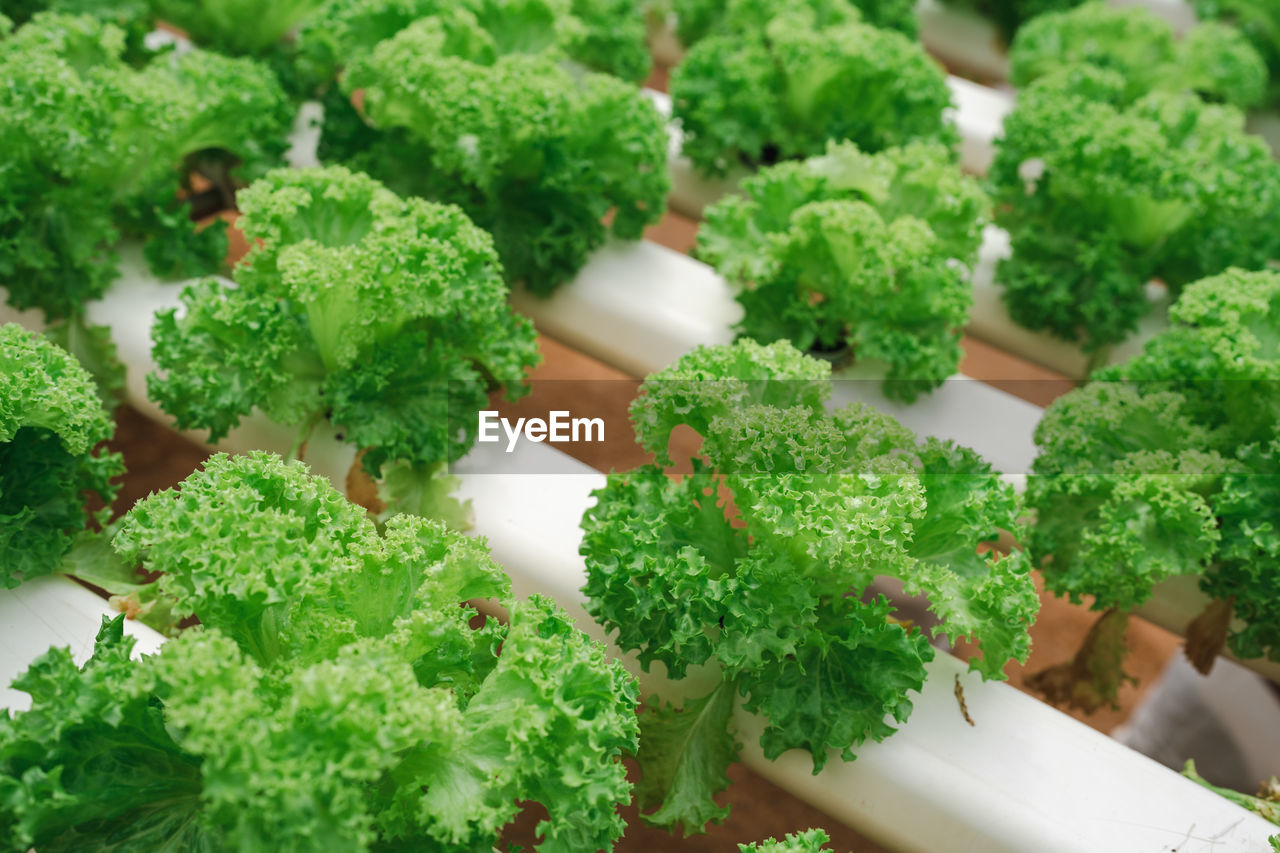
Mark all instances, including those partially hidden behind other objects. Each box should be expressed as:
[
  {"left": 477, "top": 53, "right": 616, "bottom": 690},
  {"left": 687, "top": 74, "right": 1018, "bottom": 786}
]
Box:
[
  {"left": 0, "top": 13, "right": 291, "bottom": 320},
  {"left": 379, "top": 596, "right": 639, "bottom": 853},
  {"left": 706, "top": 193, "right": 971, "bottom": 401},
  {"left": 1208, "top": 439, "right": 1280, "bottom": 662},
  {"left": 582, "top": 340, "right": 1037, "bottom": 829},
  {"left": 633, "top": 683, "right": 738, "bottom": 835},
  {"left": 581, "top": 462, "right": 743, "bottom": 678},
  {"left": 670, "top": 7, "right": 954, "bottom": 177},
  {"left": 295, "top": 0, "right": 649, "bottom": 95},
  {"left": 700, "top": 140, "right": 986, "bottom": 281},
  {"left": 1027, "top": 382, "right": 1230, "bottom": 610},
  {"left": 739, "top": 828, "right": 833, "bottom": 853},
  {"left": 672, "top": 0, "right": 915, "bottom": 45},
  {"left": 148, "top": 0, "right": 327, "bottom": 55},
  {"left": 737, "top": 595, "right": 932, "bottom": 771},
  {"left": 704, "top": 402, "right": 925, "bottom": 601},
  {"left": 1096, "top": 268, "right": 1280, "bottom": 449},
  {"left": 5, "top": 452, "right": 640, "bottom": 851},
  {"left": 989, "top": 68, "right": 1280, "bottom": 353},
  {"left": 377, "top": 460, "right": 473, "bottom": 531},
  {"left": 1009, "top": 4, "right": 1267, "bottom": 108},
  {"left": 626, "top": 338, "right": 831, "bottom": 466},
  {"left": 0, "top": 617, "right": 209, "bottom": 853},
  {"left": 0, "top": 324, "right": 122, "bottom": 588},
  {"left": 41, "top": 316, "right": 124, "bottom": 408},
  {"left": 111, "top": 451, "right": 375, "bottom": 662},
  {"left": 333, "top": 16, "right": 668, "bottom": 294},
  {"left": 1193, "top": 0, "right": 1280, "bottom": 102},
  {"left": 904, "top": 439, "right": 1037, "bottom": 677},
  {"left": 148, "top": 167, "right": 538, "bottom": 494}
]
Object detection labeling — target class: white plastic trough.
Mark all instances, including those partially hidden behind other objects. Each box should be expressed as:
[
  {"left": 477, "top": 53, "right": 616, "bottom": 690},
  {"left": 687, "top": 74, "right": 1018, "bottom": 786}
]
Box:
[{"left": 2, "top": 250, "right": 1277, "bottom": 852}]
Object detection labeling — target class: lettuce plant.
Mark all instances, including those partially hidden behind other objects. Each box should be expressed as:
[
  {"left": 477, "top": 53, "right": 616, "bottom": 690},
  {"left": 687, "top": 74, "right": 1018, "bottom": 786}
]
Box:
[
  {"left": 147, "top": 166, "right": 539, "bottom": 524},
  {"left": 1009, "top": 4, "right": 1268, "bottom": 108},
  {"left": 697, "top": 140, "right": 987, "bottom": 401},
  {"left": 314, "top": 8, "right": 668, "bottom": 295},
  {"left": 580, "top": 339, "right": 1037, "bottom": 833},
  {"left": 671, "top": 0, "right": 918, "bottom": 45},
  {"left": 1194, "top": 0, "right": 1280, "bottom": 102},
  {"left": 0, "top": 452, "right": 640, "bottom": 852},
  {"left": 296, "top": 0, "right": 651, "bottom": 92},
  {"left": 669, "top": 1, "right": 955, "bottom": 177},
  {"left": 0, "top": 323, "right": 122, "bottom": 589},
  {"left": 988, "top": 66, "right": 1280, "bottom": 360},
  {"left": 740, "top": 828, "right": 834, "bottom": 852},
  {"left": 0, "top": 12, "right": 291, "bottom": 322},
  {"left": 1026, "top": 268, "right": 1280, "bottom": 710}
]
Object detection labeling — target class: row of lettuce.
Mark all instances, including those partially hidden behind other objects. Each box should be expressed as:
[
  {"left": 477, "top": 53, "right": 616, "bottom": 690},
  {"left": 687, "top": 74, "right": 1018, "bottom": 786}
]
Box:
[
  {"left": 8, "top": 2, "right": 1280, "bottom": 398},
  {"left": 3, "top": 269, "right": 1279, "bottom": 847},
  {"left": 1, "top": 1, "right": 1279, "bottom": 848},
  {"left": 0, "top": 409, "right": 825, "bottom": 853}
]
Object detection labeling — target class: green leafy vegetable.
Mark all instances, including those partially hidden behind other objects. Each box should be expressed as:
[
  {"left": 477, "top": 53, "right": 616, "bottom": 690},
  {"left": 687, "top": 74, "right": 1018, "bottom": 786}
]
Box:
[
  {"left": 1195, "top": 0, "right": 1280, "bottom": 103},
  {"left": 147, "top": 166, "right": 539, "bottom": 521},
  {"left": 740, "top": 828, "right": 833, "bottom": 852},
  {"left": 41, "top": 316, "right": 127, "bottom": 405},
  {"left": 0, "top": 12, "right": 292, "bottom": 321},
  {"left": 1026, "top": 268, "right": 1280, "bottom": 710},
  {"left": 1010, "top": 3, "right": 1268, "bottom": 108},
  {"left": 562, "top": 0, "right": 653, "bottom": 82},
  {"left": 988, "top": 66, "right": 1280, "bottom": 356},
  {"left": 144, "top": 0, "right": 333, "bottom": 99},
  {"left": 581, "top": 339, "right": 1036, "bottom": 833},
  {"left": 669, "top": 1, "right": 955, "bottom": 177},
  {"left": 295, "top": 0, "right": 651, "bottom": 96},
  {"left": 0, "top": 323, "right": 122, "bottom": 589},
  {"left": 315, "top": 10, "right": 668, "bottom": 295},
  {"left": 945, "top": 0, "right": 1084, "bottom": 40},
  {"left": 150, "top": 0, "right": 327, "bottom": 55},
  {"left": 1, "top": 451, "right": 640, "bottom": 851},
  {"left": 0, "top": 0, "right": 153, "bottom": 60},
  {"left": 697, "top": 140, "right": 987, "bottom": 401},
  {"left": 671, "top": 0, "right": 917, "bottom": 46}
]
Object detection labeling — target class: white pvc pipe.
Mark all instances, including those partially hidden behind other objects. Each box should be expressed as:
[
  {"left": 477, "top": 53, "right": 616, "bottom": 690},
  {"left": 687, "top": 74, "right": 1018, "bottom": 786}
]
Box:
[{"left": 0, "top": 575, "right": 166, "bottom": 712}]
